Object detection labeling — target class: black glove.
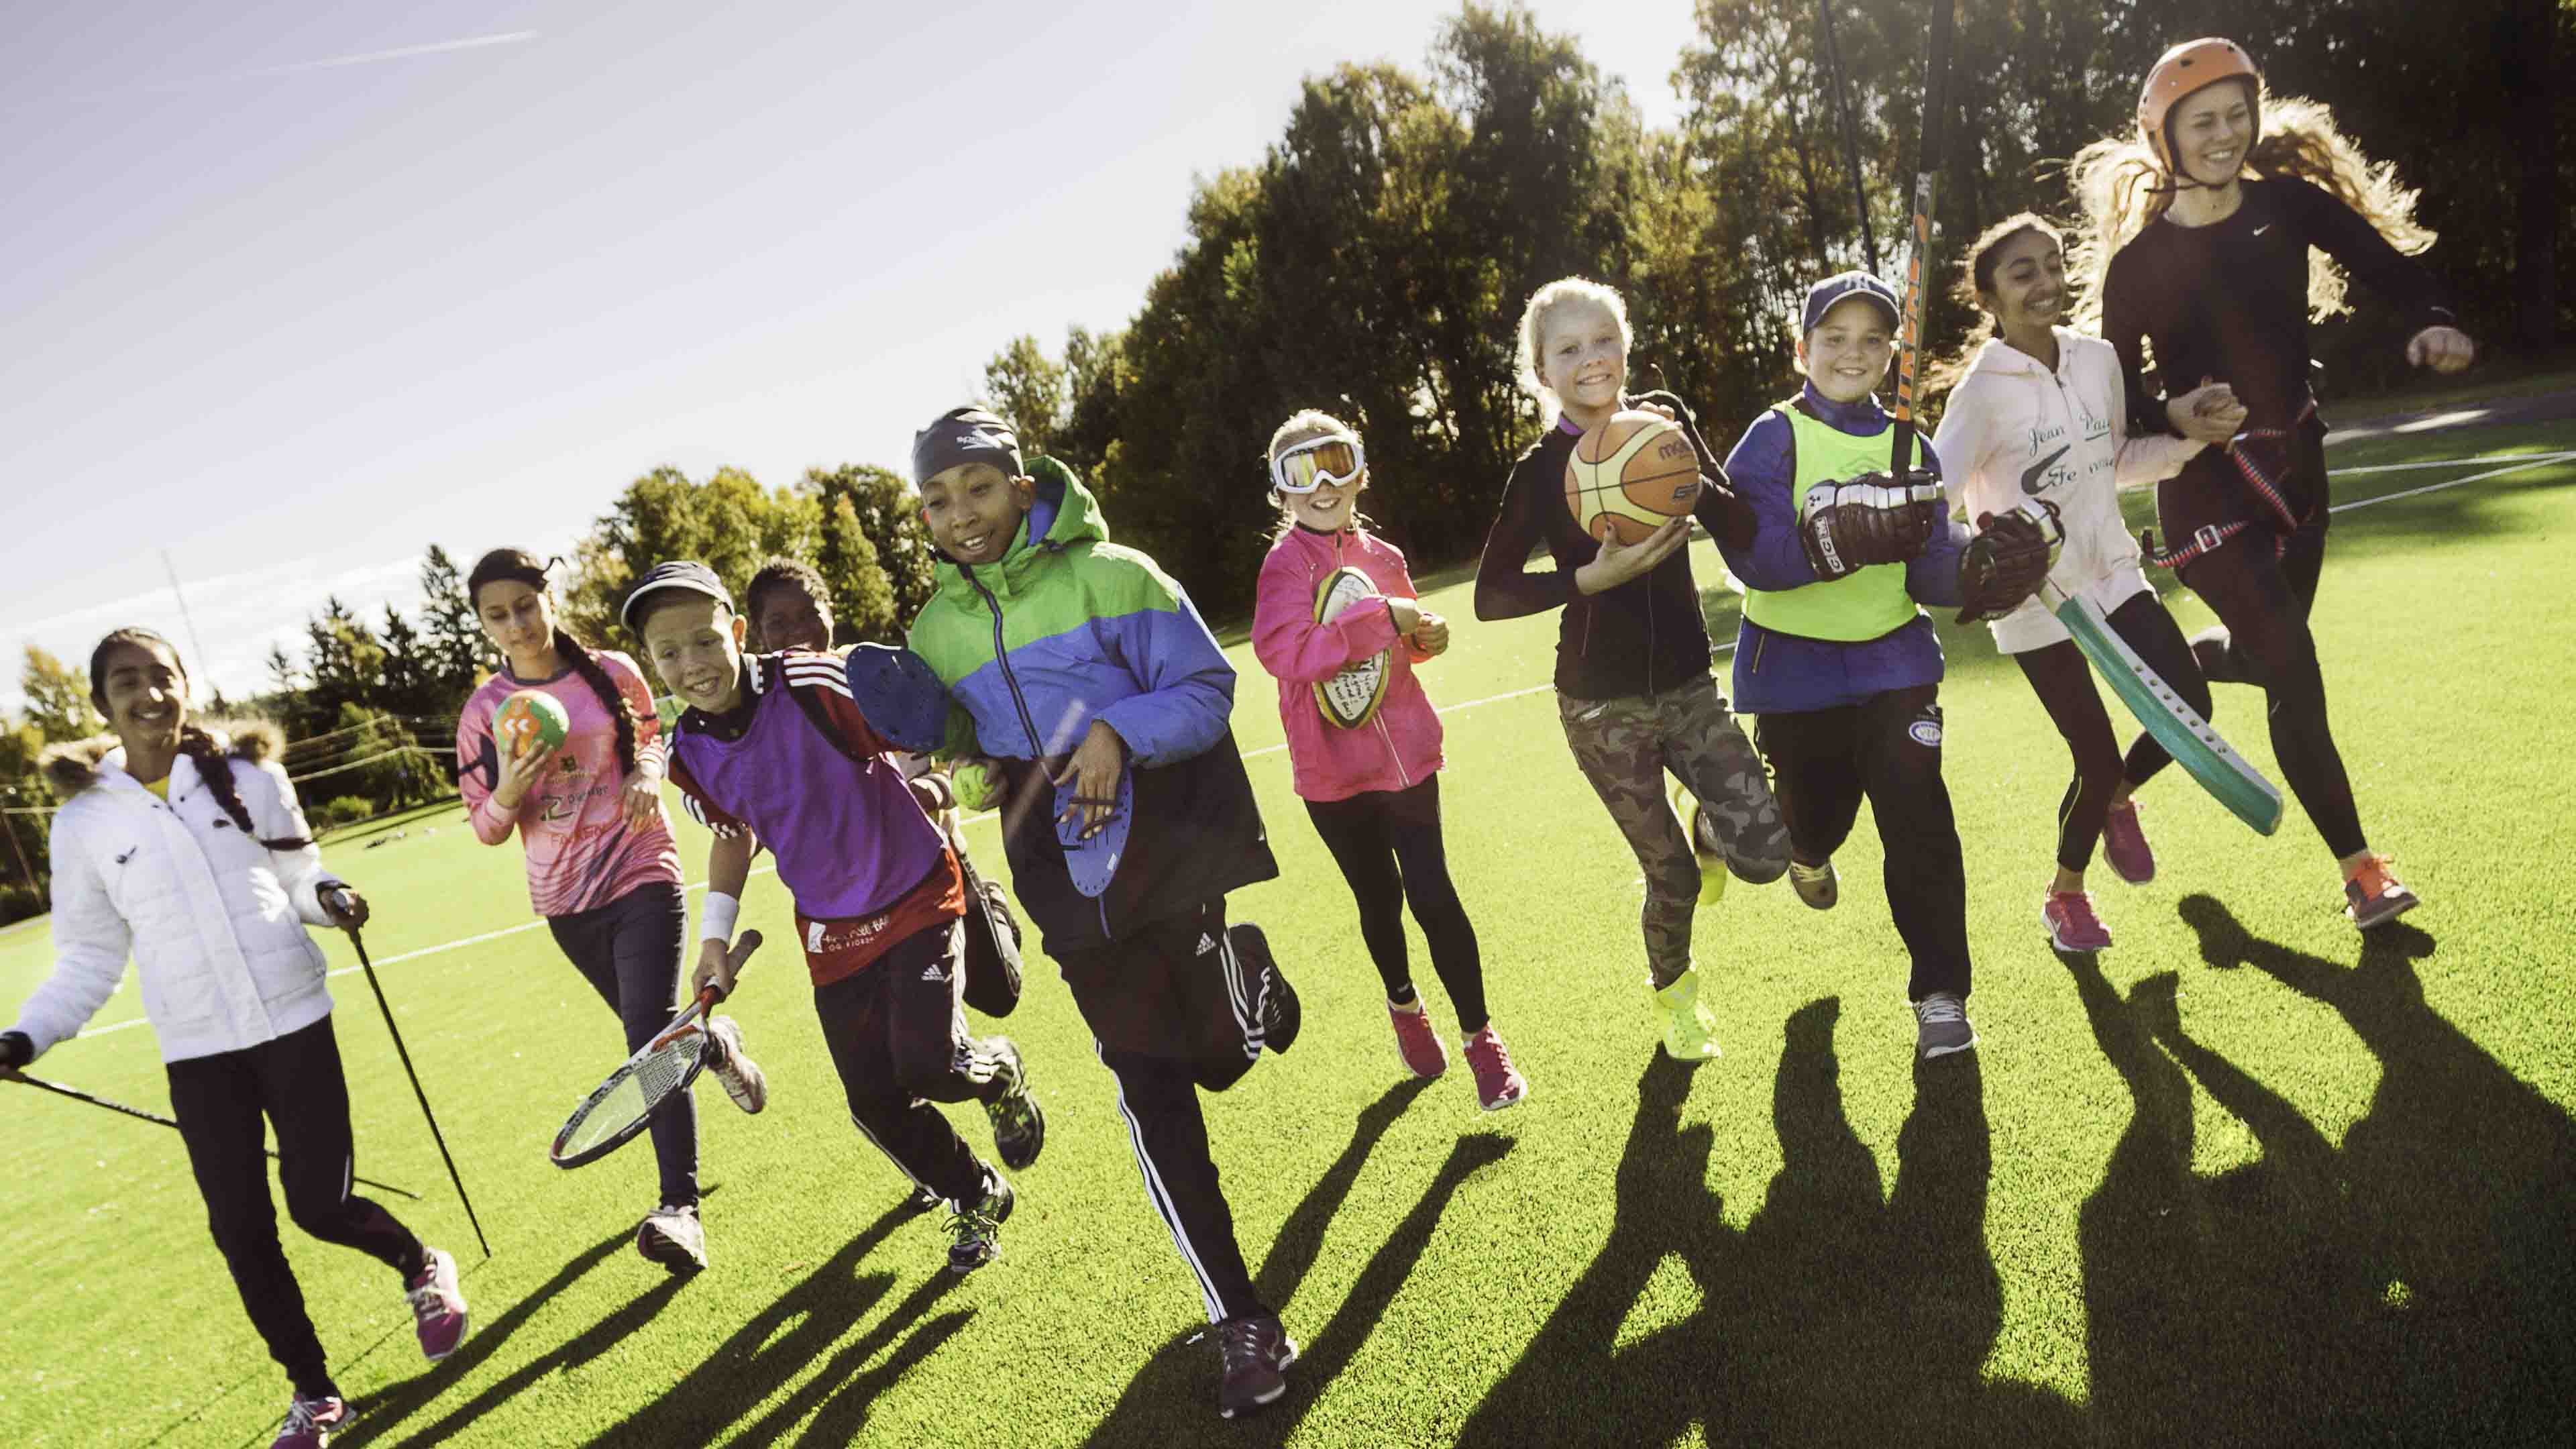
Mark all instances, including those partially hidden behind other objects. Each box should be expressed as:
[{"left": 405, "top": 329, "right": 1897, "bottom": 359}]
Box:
[
  {"left": 1629, "top": 388, "right": 1755, "bottom": 552},
  {"left": 1956, "top": 502, "right": 2061, "bottom": 623},
  {"left": 1798, "top": 470, "right": 1944, "bottom": 580},
  {"left": 0, "top": 1030, "right": 32, "bottom": 1071}
]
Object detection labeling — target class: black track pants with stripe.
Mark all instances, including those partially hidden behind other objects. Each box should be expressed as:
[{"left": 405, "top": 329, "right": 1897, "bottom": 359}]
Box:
[
  {"left": 812, "top": 918, "right": 1006, "bottom": 1206},
  {"left": 1059, "top": 900, "right": 1271, "bottom": 1324},
  {"left": 166, "top": 1015, "right": 427, "bottom": 1399}
]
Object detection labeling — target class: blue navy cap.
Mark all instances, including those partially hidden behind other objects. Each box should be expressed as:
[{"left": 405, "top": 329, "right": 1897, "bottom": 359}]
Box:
[
  {"left": 912, "top": 406, "right": 1024, "bottom": 487},
  {"left": 1803, "top": 271, "right": 1902, "bottom": 333},
  {"left": 620, "top": 560, "right": 733, "bottom": 634},
  {"left": 843, "top": 644, "right": 950, "bottom": 754}
]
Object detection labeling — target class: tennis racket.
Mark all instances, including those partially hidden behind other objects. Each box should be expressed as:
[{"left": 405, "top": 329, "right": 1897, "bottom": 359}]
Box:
[{"left": 549, "top": 930, "right": 762, "bottom": 1169}]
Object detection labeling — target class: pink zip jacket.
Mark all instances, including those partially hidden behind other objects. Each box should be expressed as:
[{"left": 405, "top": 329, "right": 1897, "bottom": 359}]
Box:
[{"left": 1252, "top": 523, "right": 1444, "bottom": 802}]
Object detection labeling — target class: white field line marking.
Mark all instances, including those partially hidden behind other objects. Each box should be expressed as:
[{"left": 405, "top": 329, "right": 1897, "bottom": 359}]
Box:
[
  {"left": 2330, "top": 449, "right": 2575, "bottom": 478},
  {"left": 2328, "top": 452, "right": 2576, "bottom": 514}
]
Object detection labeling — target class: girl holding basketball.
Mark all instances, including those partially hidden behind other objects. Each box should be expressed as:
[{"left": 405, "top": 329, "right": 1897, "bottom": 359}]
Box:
[
  {"left": 1252, "top": 409, "right": 1524, "bottom": 1110},
  {"left": 455, "top": 547, "right": 766, "bottom": 1273},
  {"left": 1929, "top": 213, "right": 2222, "bottom": 951},
  {"left": 1472, "top": 277, "right": 1788, "bottom": 1061},
  {"left": 1, "top": 628, "right": 464, "bottom": 1449},
  {"left": 2072, "top": 37, "right": 2475, "bottom": 929}
]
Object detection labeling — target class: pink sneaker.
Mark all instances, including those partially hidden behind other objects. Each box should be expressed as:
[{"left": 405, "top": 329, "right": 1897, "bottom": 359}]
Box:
[
  {"left": 2100, "top": 800, "right": 2155, "bottom": 884},
  {"left": 1388, "top": 999, "right": 1448, "bottom": 1079},
  {"left": 2043, "top": 890, "right": 2114, "bottom": 953},
  {"left": 406, "top": 1246, "right": 468, "bottom": 1362},
  {"left": 1462, "top": 1025, "right": 1526, "bottom": 1112},
  {"left": 272, "top": 1393, "right": 347, "bottom": 1448}
]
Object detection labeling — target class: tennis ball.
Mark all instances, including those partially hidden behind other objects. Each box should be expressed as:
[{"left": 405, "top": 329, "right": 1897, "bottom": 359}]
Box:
[
  {"left": 951, "top": 759, "right": 998, "bottom": 814},
  {"left": 494, "top": 690, "right": 571, "bottom": 759}
]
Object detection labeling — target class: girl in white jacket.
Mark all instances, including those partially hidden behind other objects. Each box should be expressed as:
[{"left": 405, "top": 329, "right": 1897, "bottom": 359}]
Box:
[
  {"left": 0, "top": 629, "right": 466, "bottom": 1449},
  {"left": 1929, "top": 216, "right": 2228, "bottom": 953}
]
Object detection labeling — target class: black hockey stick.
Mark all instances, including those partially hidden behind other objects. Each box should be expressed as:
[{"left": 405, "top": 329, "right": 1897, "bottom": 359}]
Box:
[
  {"left": 335, "top": 898, "right": 491, "bottom": 1257},
  {"left": 6, "top": 1069, "right": 422, "bottom": 1199}
]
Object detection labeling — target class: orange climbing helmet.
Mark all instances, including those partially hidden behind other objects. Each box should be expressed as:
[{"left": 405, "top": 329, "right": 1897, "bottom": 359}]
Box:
[{"left": 2137, "top": 38, "right": 2262, "bottom": 175}]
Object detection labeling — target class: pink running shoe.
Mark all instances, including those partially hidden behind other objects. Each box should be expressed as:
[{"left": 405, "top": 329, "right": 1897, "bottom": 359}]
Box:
[
  {"left": 1462, "top": 1025, "right": 1527, "bottom": 1112},
  {"left": 2043, "top": 890, "right": 2113, "bottom": 953},
  {"left": 272, "top": 1393, "right": 347, "bottom": 1448},
  {"left": 1388, "top": 999, "right": 1448, "bottom": 1079},
  {"left": 406, "top": 1246, "right": 469, "bottom": 1362},
  {"left": 2100, "top": 800, "right": 2155, "bottom": 884}
]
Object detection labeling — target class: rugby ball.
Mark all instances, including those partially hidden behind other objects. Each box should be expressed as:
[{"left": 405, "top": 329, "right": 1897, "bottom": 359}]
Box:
[{"left": 1312, "top": 566, "right": 1394, "bottom": 730}]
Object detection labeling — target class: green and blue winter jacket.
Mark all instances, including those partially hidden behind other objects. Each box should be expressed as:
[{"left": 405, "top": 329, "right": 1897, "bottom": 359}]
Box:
[{"left": 906, "top": 457, "right": 1276, "bottom": 951}]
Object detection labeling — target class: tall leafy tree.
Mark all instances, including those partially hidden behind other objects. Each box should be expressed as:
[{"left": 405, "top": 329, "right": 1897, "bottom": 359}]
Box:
[{"left": 20, "top": 647, "right": 104, "bottom": 742}]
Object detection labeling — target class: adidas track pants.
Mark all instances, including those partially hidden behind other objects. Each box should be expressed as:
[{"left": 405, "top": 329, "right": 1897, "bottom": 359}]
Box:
[{"left": 812, "top": 918, "right": 1008, "bottom": 1206}]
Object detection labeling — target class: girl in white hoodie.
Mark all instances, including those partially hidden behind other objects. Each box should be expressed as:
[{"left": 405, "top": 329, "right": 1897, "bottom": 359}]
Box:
[
  {"left": 0, "top": 629, "right": 465, "bottom": 1449},
  {"left": 1929, "top": 216, "right": 2226, "bottom": 952}
]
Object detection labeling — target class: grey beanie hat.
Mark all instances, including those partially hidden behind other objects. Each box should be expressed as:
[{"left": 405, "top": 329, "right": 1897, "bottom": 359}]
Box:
[{"left": 912, "top": 406, "right": 1024, "bottom": 486}]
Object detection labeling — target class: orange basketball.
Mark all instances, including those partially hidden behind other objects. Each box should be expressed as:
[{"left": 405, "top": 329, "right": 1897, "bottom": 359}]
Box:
[{"left": 1563, "top": 411, "right": 1702, "bottom": 545}]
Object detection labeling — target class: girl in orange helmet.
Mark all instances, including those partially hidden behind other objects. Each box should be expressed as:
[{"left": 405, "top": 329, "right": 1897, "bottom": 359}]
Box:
[{"left": 2068, "top": 38, "right": 2475, "bottom": 931}]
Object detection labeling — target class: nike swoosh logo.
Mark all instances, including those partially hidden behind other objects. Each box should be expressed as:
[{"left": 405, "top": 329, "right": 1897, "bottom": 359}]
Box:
[
  {"left": 2021, "top": 443, "right": 2072, "bottom": 494},
  {"left": 2253, "top": 224, "right": 2272, "bottom": 235}
]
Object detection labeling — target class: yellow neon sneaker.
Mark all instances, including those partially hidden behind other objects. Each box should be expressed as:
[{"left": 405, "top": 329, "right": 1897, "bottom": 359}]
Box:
[{"left": 1654, "top": 969, "right": 1722, "bottom": 1061}]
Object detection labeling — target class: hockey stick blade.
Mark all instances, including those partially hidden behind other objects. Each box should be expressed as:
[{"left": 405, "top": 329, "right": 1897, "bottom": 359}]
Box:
[{"left": 2056, "top": 592, "right": 2283, "bottom": 835}]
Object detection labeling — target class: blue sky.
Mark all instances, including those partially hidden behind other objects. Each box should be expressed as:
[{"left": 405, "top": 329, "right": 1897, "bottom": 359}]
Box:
[{"left": 1, "top": 0, "right": 1702, "bottom": 710}]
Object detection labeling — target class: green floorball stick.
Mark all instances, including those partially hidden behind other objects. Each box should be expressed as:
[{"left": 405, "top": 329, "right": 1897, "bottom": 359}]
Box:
[{"left": 2053, "top": 584, "right": 2284, "bottom": 835}]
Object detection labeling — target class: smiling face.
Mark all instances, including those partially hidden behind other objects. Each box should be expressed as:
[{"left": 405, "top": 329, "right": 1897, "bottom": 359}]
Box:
[
  {"left": 1536, "top": 300, "right": 1627, "bottom": 415},
  {"left": 94, "top": 639, "right": 188, "bottom": 759},
  {"left": 919, "top": 462, "right": 1036, "bottom": 566},
  {"left": 755, "top": 580, "right": 834, "bottom": 653},
  {"left": 1286, "top": 472, "right": 1366, "bottom": 531},
  {"left": 1979, "top": 228, "right": 2068, "bottom": 344},
  {"left": 637, "top": 595, "right": 747, "bottom": 714},
  {"left": 474, "top": 579, "right": 557, "bottom": 665},
  {"left": 2169, "top": 79, "right": 2255, "bottom": 189},
  {"left": 1797, "top": 297, "right": 1895, "bottom": 404}
]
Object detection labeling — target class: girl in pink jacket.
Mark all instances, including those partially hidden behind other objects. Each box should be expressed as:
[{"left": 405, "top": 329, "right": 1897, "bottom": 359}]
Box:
[{"left": 1252, "top": 410, "right": 1523, "bottom": 1112}]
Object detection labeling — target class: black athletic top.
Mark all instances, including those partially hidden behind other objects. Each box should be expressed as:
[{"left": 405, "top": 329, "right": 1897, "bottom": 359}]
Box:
[
  {"left": 2103, "top": 176, "right": 2453, "bottom": 535},
  {"left": 1473, "top": 414, "right": 1742, "bottom": 702}
]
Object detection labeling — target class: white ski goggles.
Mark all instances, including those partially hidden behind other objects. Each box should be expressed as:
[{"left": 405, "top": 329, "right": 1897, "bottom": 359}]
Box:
[{"left": 1270, "top": 434, "right": 1364, "bottom": 494}]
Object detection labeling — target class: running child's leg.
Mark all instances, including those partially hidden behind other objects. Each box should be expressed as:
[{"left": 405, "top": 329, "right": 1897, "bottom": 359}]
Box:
[
  {"left": 1556, "top": 692, "right": 1699, "bottom": 988},
  {"left": 1302, "top": 791, "right": 1417, "bottom": 1005},
  {"left": 1658, "top": 677, "right": 1789, "bottom": 883},
  {"left": 2100, "top": 592, "right": 2208, "bottom": 789},
  {"left": 1752, "top": 706, "right": 1867, "bottom": 867},
  {"left": 257, "top": 1018, "right": 425, "bottom": 1277},
  {"left": 557, "top": 883, "right": 701, "bottom": 1211},
  {"left": 2012, "top": 641, "right": 2125, "bottom": 875},
  {"left": 167, "top": 1046, "right": 339, "bottom": 1399},
  {"left": 1382, "top": 777, "right": 1489, "bottom": 1036},
  {"left": 2182, "top": 534, "right": 2367, "bottom": 859},
  {"left": 812, "top": 957, "right": 991, "bottom": 1207},
  {"left": 881, "top": 920, "right": 1010, "bottom": 1106},
  {"left": 1853, "top": 686, "right": 1972, "bottom": 1002},
  {"left": 1099, "top": 1046, "right": 1268, "bottom": 1324}
]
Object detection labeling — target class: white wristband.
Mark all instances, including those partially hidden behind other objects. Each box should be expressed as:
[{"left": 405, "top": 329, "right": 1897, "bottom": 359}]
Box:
[{"left": 699, "top": 892, "right": 741, "bottom": 943}]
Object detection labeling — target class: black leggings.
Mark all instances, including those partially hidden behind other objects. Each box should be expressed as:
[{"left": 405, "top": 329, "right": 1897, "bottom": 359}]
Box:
[
  {"left": 168, "top": 1016, "right": 426, "bottom": 1399},
  {"left": 549, "top": 881, "right": 698, "bottom": 1209},
  {"left": 2012, "top": 591, "right": 2209, "bottom": 872},
  {"left": 2180, "top": 509, "right": 2365, "bottom": 859},
  {"left": 1303, "top": 775, "right": 1489, "bottom": 1034}
]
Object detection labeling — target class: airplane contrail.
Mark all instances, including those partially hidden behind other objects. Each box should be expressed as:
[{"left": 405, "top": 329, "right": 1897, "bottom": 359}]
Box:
[{"left": 239, "top": 30, "right": 541, "bottom": 79}]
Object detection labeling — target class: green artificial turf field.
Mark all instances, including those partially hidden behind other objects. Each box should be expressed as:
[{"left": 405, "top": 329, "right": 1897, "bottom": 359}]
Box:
[{"left": 4, "top": 429, "right": 2571, "bottom": 1448}]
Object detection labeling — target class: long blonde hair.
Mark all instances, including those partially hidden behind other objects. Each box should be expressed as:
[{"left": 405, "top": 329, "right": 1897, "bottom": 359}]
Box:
[
  {"left": 1513, "top": 276, "right": 1631, "bottom": 409},
  {"left": 2068, "top": 91, "right": 2436, "bottom": 330}
]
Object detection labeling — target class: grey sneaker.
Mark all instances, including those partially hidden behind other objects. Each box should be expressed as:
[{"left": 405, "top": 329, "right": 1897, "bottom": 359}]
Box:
[
  {"left": 704, "top": 1016, "right": 767, "bottom": 1114},
  {"left": 946, "top": 1170, "right": 1014, "bottom": 1274},
  {"left": 982, "top": 1038, "right": 1046, "bottom": 1171},
  {"left": 637, "top": 1203, "right": 708, "bottom": 1273},
  {"left": 1216, "top": 1312, "right": 1299, "bottom": 1419},
  {"left": 1914, "top": 993, "right": 1978, "bottom": 1061},
  {"left": 1788, "top": 858, "right": 1838, "bottom": 911}
]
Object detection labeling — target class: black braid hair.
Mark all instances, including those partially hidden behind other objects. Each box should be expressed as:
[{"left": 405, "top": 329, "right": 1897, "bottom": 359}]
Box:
[
  {"left": 87, "top": 627, "right": 311, "bottom": 851},
  {"left": 468, "top": 548, "right": 643, "bottom": 780}
]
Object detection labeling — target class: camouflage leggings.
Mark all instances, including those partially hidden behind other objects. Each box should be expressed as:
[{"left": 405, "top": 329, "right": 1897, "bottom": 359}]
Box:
[{"left": 1556, "top": 675, "right": 1789, "bottom": 988}]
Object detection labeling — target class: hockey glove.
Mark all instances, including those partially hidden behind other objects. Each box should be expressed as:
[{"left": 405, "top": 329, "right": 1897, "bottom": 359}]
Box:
[
  {"left": 1955, "top": 501, "right": 2063, "bottom": 623},
  {"left": 1797, "top": 470, "right": 1944, "bottom": 580}
]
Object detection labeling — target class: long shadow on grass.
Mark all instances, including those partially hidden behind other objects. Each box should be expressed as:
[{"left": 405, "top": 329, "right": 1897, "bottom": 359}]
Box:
[
  {"left": 584, "top": 1200, "right": 928, "bottom": 1448},
  {"left": 2068, "top": 898, "right": 2576, "bottom": 1446},
  {"left": 1454, "top": 1000, "right": 2082, "bottom": 1448},
  {"left": 1077, "top": 1077, "right": 1446, "bottom": 1445},
  {"left": 332, "top": 1224, "right": 641, "bottom": 1448}
]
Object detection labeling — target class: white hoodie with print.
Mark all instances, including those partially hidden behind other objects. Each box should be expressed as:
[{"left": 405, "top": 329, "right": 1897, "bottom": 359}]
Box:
[{"left": 1933, "top": 326, "right": 2206, "bottom": 653}]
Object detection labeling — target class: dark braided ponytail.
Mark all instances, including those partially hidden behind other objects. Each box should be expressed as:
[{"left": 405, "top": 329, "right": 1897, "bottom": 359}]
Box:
[
  {"left": 554, "top": 627, "right": 642, "bottom": 779},
  {"left": 88, "top": 627, "right": 310, "bottom": 851}
]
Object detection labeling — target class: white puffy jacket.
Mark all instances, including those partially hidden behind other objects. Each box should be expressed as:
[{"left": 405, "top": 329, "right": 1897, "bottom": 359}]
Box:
[
  {"left": 11, "top": 727, "right": 345, "bottom": 1065},
  {"left": 1932, "top": 327, "right": 2206, "bottom": 653}
]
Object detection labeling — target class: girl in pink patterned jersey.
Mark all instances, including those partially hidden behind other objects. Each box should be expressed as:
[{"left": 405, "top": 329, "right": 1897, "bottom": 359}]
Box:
[{"left": 454, "top": 547, "right": 765, "bottom": 1273}]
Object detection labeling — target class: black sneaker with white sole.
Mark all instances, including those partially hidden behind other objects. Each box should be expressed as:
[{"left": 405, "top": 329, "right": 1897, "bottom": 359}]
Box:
[
  {"left": 982, "top": 1037, "right": 1046, "bottom": 1171},
  {"left": 1216, "top": 1312, "right": 1299, "bottom": 1418},
  {"left": 1226, "top": 922, "right": 1300, "bottom": 1056},
  {"left": 946, "top": 1170, "right": 1014, "bottom": 1274}
]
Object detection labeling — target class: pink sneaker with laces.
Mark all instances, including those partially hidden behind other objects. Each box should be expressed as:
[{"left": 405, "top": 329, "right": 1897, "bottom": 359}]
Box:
[
  {"left": 405, "top": 1246, "right": 468, "bottom": 1361},
  {"left": 1462, "top": 1025, "right": 1526, "bottom": 1112},
  {"left": 271, "top": 1393, "right": 347, "bottom": 1448},
  {"left": 2043, "top": 890, "right": 2113, "bottom": 953},
  {"left": 1387, "top": 999, "right": 1447, "bottom": 1079},
  {"left": 2100, "top": 800, "right": 2155, "bottom": 884}
]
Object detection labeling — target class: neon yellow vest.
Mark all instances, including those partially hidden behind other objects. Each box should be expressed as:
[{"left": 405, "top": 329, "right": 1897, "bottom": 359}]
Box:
[{"left": 1741, "top": 403, "right": 1923, "bottom": 642}]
